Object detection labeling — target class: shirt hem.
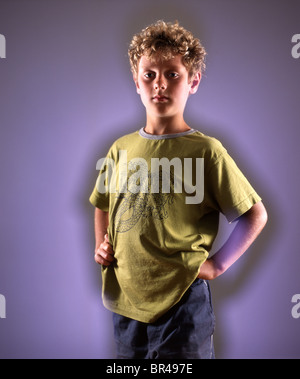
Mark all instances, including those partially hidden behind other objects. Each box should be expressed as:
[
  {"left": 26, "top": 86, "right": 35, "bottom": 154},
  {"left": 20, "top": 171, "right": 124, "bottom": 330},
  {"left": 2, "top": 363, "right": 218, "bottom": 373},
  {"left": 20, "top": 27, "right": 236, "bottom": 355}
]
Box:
[
  {"left": 89, "top": 193, "right": 109, "bottom": 212},
  {"left": 102, "top": 269, "right": 205, "bottom": 324},
  {"left": 225, "top": 193, "right": 262, "bottom": 223}
]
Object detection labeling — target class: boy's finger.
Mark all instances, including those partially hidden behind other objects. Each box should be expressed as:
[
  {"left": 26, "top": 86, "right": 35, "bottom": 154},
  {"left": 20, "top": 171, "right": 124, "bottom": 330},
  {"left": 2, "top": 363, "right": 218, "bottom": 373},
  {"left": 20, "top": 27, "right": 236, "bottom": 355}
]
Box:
[
  {"left": 94, "top": 253, "right": 111, "bottom": 266},
  {"left": 96, "top": 247, "right": 114, "bottom": 263},
  {"left": 100, "top": 241, "right": 114, "bottom": 255},
  {"left": 102, "top": 248, "right": 115, "bottom": 262}
]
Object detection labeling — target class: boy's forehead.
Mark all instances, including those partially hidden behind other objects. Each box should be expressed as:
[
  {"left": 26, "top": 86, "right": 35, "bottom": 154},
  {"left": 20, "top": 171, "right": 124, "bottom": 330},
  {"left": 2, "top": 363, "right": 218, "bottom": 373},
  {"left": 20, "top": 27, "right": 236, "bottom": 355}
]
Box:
[{"left": 138, "top": 54, "right": 187, "bottom": 71}]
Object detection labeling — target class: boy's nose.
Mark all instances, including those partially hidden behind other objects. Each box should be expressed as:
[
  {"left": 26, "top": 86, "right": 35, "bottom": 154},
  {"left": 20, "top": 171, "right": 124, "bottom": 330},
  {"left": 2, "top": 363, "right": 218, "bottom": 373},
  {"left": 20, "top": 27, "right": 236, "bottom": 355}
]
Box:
[{"left": 154, "top": 79, "right": 166, "bottom": 91}]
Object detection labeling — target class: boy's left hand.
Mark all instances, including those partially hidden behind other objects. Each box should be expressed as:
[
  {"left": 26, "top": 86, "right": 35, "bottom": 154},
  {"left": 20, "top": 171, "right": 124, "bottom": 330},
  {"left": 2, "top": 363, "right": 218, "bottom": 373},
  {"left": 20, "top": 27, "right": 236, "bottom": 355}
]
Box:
[{"left": 197, "top": 257, "right": 221, "bottom": 280}]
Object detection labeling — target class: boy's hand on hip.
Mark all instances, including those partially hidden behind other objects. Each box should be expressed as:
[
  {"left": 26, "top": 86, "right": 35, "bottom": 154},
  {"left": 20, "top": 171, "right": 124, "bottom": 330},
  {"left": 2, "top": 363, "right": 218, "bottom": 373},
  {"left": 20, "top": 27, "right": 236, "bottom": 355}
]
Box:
[
  {"left": 94, "top": 234, "right": 115, "bottom": 266},
  {"left": 197, "top": 257, "right": 222, "bottom": 281}
]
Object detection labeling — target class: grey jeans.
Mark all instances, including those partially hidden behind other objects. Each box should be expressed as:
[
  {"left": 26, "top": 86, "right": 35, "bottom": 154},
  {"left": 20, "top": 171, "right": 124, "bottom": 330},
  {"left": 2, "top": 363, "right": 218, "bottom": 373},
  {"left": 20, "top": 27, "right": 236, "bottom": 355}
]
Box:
[{"left": 112, "top": 278, "right": 216, "bottom": 359}]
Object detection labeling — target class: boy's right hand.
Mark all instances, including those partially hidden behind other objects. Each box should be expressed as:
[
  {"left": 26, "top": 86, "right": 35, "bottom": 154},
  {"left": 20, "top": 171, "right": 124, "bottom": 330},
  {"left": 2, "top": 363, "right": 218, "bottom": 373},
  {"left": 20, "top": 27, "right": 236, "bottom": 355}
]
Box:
[{"left": 94, "top": 234, "right": 115, "bottom": 266}]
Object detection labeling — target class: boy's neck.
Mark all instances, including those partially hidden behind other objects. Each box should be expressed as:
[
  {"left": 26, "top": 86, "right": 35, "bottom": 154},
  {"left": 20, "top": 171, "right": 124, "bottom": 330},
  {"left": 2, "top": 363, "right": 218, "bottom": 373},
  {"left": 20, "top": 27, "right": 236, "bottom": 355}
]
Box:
[{"left": 144, "top": 115, "right": 191, "bottom": 135}]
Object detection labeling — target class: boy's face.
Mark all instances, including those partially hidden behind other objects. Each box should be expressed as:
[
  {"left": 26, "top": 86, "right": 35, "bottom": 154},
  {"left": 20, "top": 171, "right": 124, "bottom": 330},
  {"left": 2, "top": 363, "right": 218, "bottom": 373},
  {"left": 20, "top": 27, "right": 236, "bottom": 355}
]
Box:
[{"left": 134, "top": 54, "right": 201, "bottom": 121}]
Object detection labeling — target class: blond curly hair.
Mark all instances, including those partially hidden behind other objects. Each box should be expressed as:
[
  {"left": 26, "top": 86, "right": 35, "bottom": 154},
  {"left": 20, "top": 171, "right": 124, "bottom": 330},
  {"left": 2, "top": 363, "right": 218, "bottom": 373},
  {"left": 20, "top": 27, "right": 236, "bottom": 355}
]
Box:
[{"left": 128, "top": 20, "right": 207, "bottom": 77}]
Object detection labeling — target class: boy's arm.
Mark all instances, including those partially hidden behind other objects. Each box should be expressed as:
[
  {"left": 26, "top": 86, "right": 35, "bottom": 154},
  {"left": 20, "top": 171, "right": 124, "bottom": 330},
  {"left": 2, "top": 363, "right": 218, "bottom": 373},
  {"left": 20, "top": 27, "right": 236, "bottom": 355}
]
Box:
[
  {"left": 94, "top": 208, "right": 115, "bottom": 266},
  {"left": 198, "top": 201, "right": 268, "bottom": 280}
]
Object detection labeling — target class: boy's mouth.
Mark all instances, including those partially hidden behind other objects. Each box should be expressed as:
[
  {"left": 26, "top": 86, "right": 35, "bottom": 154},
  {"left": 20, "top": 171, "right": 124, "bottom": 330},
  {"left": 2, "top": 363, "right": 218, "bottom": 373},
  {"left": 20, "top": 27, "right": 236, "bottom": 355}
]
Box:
[{"left": 152, "top": 95, "right": 169, "bottom": 102}]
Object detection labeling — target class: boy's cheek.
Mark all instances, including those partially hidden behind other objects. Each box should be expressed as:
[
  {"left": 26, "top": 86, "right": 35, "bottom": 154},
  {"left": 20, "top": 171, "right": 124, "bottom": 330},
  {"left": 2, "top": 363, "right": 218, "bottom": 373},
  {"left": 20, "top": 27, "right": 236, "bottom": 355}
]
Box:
[
  {"left": 135, "top": 82, "right": 141, "bottom": 95},
  {"left": 133, "top": 75, "right": 141, "bottom": 94}
]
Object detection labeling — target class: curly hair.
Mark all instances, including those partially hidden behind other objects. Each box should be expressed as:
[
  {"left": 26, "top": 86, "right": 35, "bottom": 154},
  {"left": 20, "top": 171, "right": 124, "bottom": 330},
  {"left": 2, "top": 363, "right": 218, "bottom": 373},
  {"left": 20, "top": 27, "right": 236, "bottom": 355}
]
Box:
[{"left": 128, "top": 20, "right": 207, "bottom": 77}]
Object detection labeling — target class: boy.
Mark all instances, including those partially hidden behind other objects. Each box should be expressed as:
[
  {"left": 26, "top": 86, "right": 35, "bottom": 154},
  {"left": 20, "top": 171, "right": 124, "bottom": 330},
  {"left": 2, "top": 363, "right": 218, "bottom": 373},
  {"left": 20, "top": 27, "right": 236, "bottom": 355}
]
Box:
[{"left": 89, "top": 20, "right": 268, "bottom": 359}]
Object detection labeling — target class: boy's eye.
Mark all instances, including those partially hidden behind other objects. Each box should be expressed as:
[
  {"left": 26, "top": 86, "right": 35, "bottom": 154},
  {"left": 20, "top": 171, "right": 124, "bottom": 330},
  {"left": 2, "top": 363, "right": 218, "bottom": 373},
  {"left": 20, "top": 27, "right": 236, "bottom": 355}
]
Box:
[
  {"left": 144, "top": 72, "right": 155, "bottom": 79},
  {"left": 143, "top": 72, "right": 179, "bottom": 79}
]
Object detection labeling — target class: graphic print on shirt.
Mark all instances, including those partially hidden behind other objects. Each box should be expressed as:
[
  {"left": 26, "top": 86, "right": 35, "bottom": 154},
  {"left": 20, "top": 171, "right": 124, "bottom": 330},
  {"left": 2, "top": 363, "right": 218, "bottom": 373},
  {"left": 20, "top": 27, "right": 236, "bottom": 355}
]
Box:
[{"left": 114, "top": 162, "right": 175, "bottom": 233}]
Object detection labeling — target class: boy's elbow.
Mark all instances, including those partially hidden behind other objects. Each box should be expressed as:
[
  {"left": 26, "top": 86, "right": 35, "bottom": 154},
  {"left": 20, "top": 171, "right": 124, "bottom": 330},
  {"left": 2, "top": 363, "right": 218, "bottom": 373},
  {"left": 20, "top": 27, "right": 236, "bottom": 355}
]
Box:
[
  {"left": 240, "top": 201, "right": 268, "bottom": 231},
  {"left": 250, "top": 201, "right": 268, "bottom": 231},
  {"left": 257, "top": 201, "right": 268, "bottom": 227}
]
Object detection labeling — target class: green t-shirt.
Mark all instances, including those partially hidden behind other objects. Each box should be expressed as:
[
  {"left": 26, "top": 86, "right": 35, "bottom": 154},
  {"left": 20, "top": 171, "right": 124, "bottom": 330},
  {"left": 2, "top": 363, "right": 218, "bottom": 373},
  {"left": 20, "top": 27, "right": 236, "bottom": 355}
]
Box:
[{"left": 89, "top": 128, "right": 261, "bottom": 323}]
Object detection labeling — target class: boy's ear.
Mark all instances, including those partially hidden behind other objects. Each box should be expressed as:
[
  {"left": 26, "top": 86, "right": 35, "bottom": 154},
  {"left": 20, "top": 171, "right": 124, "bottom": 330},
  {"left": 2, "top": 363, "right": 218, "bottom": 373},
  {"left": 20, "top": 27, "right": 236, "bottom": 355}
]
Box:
[
  {"left": 133, "top": 73, "right": 141, "bottom": 95},
  {"left": 189, "top": 72, "right": 201, "bottom": 95}
]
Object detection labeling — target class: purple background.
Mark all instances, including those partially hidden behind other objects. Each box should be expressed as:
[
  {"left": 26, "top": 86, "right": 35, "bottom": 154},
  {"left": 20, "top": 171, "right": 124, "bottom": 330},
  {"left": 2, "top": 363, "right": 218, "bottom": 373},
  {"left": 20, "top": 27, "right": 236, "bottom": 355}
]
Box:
[{"left": 0, "top": 0, "right": 300, "bottom": 359}]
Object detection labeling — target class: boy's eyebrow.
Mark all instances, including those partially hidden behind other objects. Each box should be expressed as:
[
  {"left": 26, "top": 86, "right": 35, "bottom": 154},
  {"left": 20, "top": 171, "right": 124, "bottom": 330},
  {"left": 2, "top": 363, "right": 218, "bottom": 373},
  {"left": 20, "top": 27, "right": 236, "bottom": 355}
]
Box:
[{"left": 140, "top": 62, "right": 185, "bottom": 72}]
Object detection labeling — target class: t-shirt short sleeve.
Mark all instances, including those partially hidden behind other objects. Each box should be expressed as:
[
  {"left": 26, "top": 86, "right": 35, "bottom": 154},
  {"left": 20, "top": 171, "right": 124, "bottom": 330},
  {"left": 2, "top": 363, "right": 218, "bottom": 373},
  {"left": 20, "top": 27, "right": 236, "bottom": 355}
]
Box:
[
  {"left": 89, "top": 185, "right": 110, "bottom": 212},
  {"left": 207, "top": 149, "right": 262, "bottom": 223},
  {"left": 89, "top": 148, "right": 115, "bottom": 212}
]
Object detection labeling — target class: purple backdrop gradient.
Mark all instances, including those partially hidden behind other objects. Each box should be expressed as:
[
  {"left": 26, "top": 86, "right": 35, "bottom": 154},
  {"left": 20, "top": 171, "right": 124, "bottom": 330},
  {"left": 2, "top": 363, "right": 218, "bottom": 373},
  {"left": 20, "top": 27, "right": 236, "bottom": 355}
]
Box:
[{"left": 0, "top": 0, "right": 300, "bottom": 359}]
